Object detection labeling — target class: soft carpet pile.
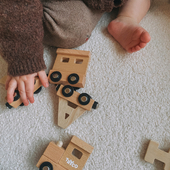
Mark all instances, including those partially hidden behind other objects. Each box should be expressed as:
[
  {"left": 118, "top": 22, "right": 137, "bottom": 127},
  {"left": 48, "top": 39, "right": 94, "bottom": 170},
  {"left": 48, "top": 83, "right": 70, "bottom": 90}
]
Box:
[{"left": 0, "top": 0, "right": 170, "bottom": 169}]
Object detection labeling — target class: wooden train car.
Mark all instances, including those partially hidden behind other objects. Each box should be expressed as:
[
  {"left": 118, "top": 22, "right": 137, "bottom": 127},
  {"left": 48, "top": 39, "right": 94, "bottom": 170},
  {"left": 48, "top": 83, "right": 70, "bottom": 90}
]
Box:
[
  {"left": 48, "top": 48, "right": 90, "bottom": 88},
  {"left": 36, "top": 136, "right": 94, "bottom": 170},
  {"left": 56, "top": 84, "right": 98, "bottom": 129}
]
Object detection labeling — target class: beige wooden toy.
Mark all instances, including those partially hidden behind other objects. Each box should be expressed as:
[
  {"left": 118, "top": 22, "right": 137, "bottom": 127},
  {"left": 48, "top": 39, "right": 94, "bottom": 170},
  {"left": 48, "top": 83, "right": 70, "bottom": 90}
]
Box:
[
  {"left": 48, "top": 48, "right": 90, "bottom": 88},
  {"left": 36, "top": 136, "right": 94, "bottom": 170},
  {"left": 56, "top": 84, "right": 98, "bottom": 129},
  {"left": 0, "top": 75, "right": 7, "bottom": 86},
  {"left": 144, "top": 140, "right": 170, "bottom": 170},
  {"left": 5, "top": 77, "right": 42, "bottom": 109}
]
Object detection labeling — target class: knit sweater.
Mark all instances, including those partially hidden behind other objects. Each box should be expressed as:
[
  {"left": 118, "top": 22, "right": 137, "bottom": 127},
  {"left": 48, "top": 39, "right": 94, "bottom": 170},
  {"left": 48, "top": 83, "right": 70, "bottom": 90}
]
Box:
[{"left": 0, "top": 0, "right": 127, "bottom": 76}]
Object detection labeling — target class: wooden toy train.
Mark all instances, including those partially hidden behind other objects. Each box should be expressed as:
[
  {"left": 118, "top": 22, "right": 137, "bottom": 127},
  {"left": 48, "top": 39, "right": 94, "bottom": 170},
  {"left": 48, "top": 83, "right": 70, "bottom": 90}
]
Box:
[{"left": 36, "top": 136, "right": 94, "bottom": 170}]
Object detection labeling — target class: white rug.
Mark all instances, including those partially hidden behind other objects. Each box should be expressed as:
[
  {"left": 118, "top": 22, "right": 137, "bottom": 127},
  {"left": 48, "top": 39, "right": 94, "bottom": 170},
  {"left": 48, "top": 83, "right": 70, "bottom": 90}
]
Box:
[{"left": 1, "top": 0, "right": 170, "bottom": 169}]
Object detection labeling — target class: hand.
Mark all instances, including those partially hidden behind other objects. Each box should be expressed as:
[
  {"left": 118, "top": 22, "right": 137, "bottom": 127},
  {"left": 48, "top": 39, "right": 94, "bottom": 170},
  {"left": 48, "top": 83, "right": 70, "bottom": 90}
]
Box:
[{"left": 5, "top": 70, "right": 49, "bottom": 106}]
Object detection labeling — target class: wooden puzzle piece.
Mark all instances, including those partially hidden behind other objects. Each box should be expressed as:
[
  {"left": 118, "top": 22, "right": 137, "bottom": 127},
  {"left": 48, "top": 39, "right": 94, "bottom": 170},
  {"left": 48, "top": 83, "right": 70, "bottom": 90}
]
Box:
[
  {"left": 144, "top": 140, "right": 170, "bottom": 170},
  {"left": 48, "top": 48, "right": 90, "bottom": 88},
  {"left": 5, "top": 77, "right": 42, "bottom": 109},
  {"left": 36, "top": 136, "right": 94, "bottom": 170},
  {"left": 56, "top": 84, "right": 98, "bottom": 129}
]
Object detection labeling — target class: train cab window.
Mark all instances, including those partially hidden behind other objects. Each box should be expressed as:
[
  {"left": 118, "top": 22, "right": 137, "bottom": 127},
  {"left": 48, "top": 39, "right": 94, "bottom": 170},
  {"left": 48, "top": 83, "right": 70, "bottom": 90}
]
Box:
[
  {"left": 72, "top": 148, "right": 83, "bottom": 159},
  {"left": 75, "top": 59, "right": 83, "bottom": 64},
  {"left": 62, "top": 57, "right": 69, "bottom": 62}
]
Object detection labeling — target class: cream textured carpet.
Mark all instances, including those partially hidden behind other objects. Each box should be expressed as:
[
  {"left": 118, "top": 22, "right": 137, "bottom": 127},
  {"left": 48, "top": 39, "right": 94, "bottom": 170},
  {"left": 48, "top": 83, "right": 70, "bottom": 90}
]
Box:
[{"left": 1, "top": 0, "right": 170, "bottom": 169}]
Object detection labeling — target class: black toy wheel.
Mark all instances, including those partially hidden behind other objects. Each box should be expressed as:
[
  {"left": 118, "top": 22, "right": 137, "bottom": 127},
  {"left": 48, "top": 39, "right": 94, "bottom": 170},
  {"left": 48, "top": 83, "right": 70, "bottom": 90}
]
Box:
[
  {"left": 6, "top": 102, "right": 13, "bottom": 109},
  {"left": 92, "top": 101, "right": 98, "bottom": 109},
  {"left": 62, "top": 85, "right": 74, "bottom": 97},
  {"left": 34, "top": 86, "right": 42, "bottom": 94},
  {"left": 13, "top": 90, "right": 20, "bottom": 101},
  {"left": 78, "top": 93, "right": 91, "bottom": 105},
  {"left": 68, "top": 73, "right": 79, "bottom": 84},
  {"left": 20, "top": 103, "right": 24, "bottom": 106},
  {"left": 56, "top": 84, "right": 61, "bottom": 91},
  {"left": 50, "top": 71, "right": 62, "bottom": 82},
  {"left": 5, "top": 90, "right": 20, "bottom": 109},
  {"left": 73, "top": 87, "right": 80, "bottom": 91},
  {"left": 39, "top": 162, "right": 53, "bottom": 170}
]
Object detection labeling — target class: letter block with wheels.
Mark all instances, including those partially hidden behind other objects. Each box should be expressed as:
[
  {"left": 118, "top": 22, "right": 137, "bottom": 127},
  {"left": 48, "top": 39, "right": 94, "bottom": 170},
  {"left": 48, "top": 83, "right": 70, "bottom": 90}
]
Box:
[
  {"left": 0, "top": 76, "right": 42, "bottom": 109},
  {"left": 144, "top": 140, "right": 170, "bottom": 170},
  {"left": 48, "top": 48, "right": 90, "bottom": 88},
  {"left": 59, "top": 136, "right": 94, "bottom": 170},
  {"left": 56, "top": 84, "right": 98, "bottom": 129},
  {"left": 36, "top": 136, "right": 94, "bottom": 170}
]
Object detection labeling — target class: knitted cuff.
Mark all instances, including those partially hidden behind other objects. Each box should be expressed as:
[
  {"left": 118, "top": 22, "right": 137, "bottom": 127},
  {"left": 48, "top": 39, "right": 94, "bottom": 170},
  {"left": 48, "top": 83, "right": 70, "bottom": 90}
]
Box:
[
  {"left": 8, "top": 52, "right": 46, "bottom": 77},
  {"left": 0, "top": 0, "right": 45, "bottom": 77}
]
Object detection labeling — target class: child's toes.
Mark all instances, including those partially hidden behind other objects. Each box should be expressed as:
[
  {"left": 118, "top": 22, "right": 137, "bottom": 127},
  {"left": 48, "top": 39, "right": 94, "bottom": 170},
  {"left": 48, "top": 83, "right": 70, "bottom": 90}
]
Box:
[
  {"left": 141, "top": 31, "right": 151, "bottom": 43},
  {"left": 139, "top": 42, "right": 147, "bottom": 48},
  {"left": 135, "top": 45, "right": 141, "bottom": 52}
]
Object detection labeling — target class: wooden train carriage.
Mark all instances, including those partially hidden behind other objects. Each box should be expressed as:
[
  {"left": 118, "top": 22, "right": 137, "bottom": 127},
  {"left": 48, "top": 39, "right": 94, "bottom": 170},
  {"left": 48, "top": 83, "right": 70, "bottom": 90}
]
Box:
[
  {"left": 48, "top": 48, "right": 90, "bottom": 88},
  {"left": 56, "top": 84, "right": 98, "bottom": 129},
  {"left": 36, "top": 136, "right": 94, "bottom": 170}
]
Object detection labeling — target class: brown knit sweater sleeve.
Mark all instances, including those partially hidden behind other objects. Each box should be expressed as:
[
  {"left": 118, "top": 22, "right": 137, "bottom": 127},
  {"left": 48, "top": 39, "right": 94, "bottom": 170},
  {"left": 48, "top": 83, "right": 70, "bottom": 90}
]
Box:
[
  {"left": 83, "top": 0, "right": 128, "bottom": 12},
  {"left": 0, "top": 0, "right": 46, "bottom": 77}
]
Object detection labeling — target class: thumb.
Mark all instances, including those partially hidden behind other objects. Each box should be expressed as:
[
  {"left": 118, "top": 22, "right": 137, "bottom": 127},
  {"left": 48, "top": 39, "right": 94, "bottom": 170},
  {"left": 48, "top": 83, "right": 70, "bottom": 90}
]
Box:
[{"left": 37, "top": 71, "right": 49, "bottom": 88}]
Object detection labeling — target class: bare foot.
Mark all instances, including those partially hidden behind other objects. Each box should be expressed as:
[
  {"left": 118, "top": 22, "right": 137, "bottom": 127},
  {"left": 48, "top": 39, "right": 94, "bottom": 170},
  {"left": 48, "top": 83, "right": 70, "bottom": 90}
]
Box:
[{"left": 107, "top": 16, "right": 151, "bottom": 53}]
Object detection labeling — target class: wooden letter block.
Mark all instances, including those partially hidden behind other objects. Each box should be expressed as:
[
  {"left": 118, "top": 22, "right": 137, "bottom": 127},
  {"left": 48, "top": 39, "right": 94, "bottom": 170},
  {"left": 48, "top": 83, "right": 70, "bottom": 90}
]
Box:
[
  {"left": 58, "top": 98, "right": 86, "bottom": 129},
  {"left": 56, "top": 84, "right": 98, "bottom": 129},
  {"left": 36, "top": 136, "right": 94, "bottom": 170},
  {"left": 43, "top": 142, "right": 65, "bottom": 164},
  {"left": 36, "top": 141, "right": 66, "bottom": 170},
  {"left": 144, "top": 140, "right": 170, "bottom": 170},
  {"left": 59, "top": 136, "right": 94, "bottom": 170},
  {"left": 36, "top": 155, "right": 66, "bottom": 170},
  {"left": 48, "top": 48, "right": 90, "bottom": 88}
]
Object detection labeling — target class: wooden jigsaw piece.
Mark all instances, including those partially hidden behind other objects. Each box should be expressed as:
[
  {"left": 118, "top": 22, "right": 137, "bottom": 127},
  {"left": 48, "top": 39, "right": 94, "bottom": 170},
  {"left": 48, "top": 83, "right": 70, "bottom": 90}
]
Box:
[
  {"left": 144, "top": 140, "right": 170, "bottom": 170},
  {"left": 56, "top": 84, "right": 98, "bottom": 129}
]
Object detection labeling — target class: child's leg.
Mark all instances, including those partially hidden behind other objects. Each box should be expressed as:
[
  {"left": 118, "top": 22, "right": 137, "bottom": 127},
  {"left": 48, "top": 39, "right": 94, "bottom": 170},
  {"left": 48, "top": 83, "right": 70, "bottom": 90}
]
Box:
[
  {"left": 42, "top": 0, "right": 103, "bottom": 48},
  {"left": 108, "top": 0, "right": 151, "bottom": 53}
]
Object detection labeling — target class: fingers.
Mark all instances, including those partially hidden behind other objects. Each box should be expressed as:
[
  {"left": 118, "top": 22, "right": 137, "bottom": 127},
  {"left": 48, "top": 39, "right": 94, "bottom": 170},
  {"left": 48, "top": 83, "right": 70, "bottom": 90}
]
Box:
[
  {"left": 5, "top": 76, "right": 12, "bottom": 90},
  {"left": 25, "top": 77, "right": 34, "bottom": 104},
  {"left": 38, "top": 71, "right": 49, "bottom": 88},
  {"left": 6, "top": 75, "right": 35, "bottom": 106},
  {"left": 18, "top": 80, "right": 29, "bottom": 106},
  {"left": 6, "top": 71, "right": 48, "bottom": 107},
  {"left": 6, "top": 78, "right": 17, "bottom": 103}
]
